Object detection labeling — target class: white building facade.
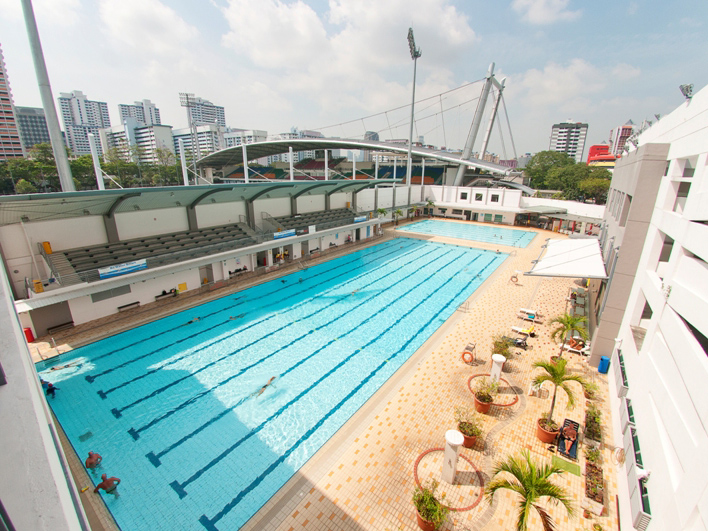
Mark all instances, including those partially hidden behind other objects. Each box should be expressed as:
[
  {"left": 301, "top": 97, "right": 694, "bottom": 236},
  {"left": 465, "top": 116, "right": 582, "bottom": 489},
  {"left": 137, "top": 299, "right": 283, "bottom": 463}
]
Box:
[
  {"left": 118, "top": 99, "right": 161, "bottom": 126},
  {"left": 58, "top": 90, "right": 110, "bottom": 155},
  {"left": 100, "top": 118, "right": 174, "bottom": 164},
  {"left": 187, "top": 96, "right": 226, "bottom": 127},
  {"left": 609, "top": 85, "right": 708, "bottom": 531}
]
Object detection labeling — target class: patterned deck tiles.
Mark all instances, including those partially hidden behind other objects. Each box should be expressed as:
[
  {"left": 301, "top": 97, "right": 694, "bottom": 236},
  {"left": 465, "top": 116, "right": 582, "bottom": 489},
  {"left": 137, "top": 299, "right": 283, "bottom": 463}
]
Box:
[{"left": 32, "top": 219, "right": 619, "bottom": 531}]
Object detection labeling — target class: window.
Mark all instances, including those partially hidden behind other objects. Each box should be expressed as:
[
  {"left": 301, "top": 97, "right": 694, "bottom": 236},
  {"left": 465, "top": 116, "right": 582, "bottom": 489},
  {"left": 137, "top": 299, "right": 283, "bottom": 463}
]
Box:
[
  {"left": 491, "top": 194, "right": 499, "bottom": 202},
  {"left": 619, "top": 194, "right": 632, "bottom": 227},
  {"left": 484, "top": 213, "right": 492, "bottom": 222},
  {"left": 452, "top": 209, "right": 463, "bottom": 215},
  {"left": 475, "top": 193, "right": 483, "bottom": 201},
  {"left": 460, "top": 192, "right": 468, "bottom": 200},
  {"left": 494, "top": 214, "right": 503, "bottom": 223},
  {"left": 673, "top": 182, "right": 691, "bottom": 213}
]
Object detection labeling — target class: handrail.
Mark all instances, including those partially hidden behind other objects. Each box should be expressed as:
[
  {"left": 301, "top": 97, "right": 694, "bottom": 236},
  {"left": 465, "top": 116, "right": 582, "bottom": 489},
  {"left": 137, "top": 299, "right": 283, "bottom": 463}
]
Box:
[{"left": 37, "top": 243, "right": 62, "bottom": 282}]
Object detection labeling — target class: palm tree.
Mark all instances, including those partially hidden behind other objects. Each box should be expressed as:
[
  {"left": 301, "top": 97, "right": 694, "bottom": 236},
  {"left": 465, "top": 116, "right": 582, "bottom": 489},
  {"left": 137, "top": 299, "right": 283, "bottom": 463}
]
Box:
[
  {"left": 393, "top": 209, "right": 403, "bottom": 226},
  {"left": 533, "top": 358, "right": 586, "bottom": 429},
  {"left": 548, "top": 313, "right": 588, "bottom": 359},
  {"left": 426, "top": 199, "right": 435, "bottom": 218},
  {"left": 376, "top": 207, "right": 387, "bottom": 218},
  {"left": 486, "top": 450, "right": 574, "bottom": 531}
]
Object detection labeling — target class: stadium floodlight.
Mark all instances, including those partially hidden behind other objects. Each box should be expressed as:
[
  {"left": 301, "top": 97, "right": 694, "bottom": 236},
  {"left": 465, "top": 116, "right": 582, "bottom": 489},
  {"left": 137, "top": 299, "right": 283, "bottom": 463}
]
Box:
[
  {"left": 679, "top": 84, "right": 693, "bottom": 100},
  {"left": 406, "top": 28, "right": 422, "bottom": 206},
  {"left": 179, "top": 92, "right": 199, "bottom": 184}
]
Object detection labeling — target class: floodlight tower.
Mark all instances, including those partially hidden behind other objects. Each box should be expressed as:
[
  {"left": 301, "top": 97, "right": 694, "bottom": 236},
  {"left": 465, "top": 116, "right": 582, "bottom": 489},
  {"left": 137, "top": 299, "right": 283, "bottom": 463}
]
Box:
[
  {"left": 406, "top": 28, "right": 421, "bottom": 207},
  {"left": 179, "top": 92, "right": 199, "bottom": 184}
]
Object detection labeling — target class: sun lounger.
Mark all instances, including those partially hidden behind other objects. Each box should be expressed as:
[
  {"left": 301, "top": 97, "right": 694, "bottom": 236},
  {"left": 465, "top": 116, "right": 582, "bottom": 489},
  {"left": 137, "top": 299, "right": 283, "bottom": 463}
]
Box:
[
  {"left": 511, "top": 324, "right": 535, "bottom": 337},
  {"left": 502, "top": 335, "right": 528, "bottom": 350},
  {"left": 518, "top": 309, "right": 543, "bottom": 323},
  {"left": 562, "top": 341, "right": 591, "bottom": 356},
  {"left": 557, "top": 419, "right": 580, "bottom": 460}
]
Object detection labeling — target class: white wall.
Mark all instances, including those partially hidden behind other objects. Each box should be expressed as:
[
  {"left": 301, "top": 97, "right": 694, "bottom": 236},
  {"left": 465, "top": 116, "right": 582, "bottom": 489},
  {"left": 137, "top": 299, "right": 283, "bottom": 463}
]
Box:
[
  {"left": 330, "top": 192, "right": 349, "bottom": 210},
  {"left": 296, "top": 195, "right": 325, "bottom": 214},
  {"left": 521, "top": 196, "right": 605, "bottom": 219},
  {"left": 115, "top": 207, "right": 189, "bottom": 240},
  {"left": 196, "top": 201, "right": 247, "bottom": 228},
  {"left": 256, "top": 196, "right": 291, "bottom": 222}
]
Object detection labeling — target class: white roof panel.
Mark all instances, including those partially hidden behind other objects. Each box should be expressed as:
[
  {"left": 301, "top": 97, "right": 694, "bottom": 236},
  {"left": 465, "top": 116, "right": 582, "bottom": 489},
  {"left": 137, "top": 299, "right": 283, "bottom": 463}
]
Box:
[{"left": 526, "top": 238, "right": 607, "bottom": 279}]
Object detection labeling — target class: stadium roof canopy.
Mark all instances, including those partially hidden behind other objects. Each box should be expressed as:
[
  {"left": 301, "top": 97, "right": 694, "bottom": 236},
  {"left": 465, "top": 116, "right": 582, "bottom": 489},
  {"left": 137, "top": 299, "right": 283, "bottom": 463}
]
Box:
[
  {"left": 197, "top": 138, "right": 512, "bottom": 175},
  {"left": 0, "top": 180, "right": 398, "bottom": 226}
]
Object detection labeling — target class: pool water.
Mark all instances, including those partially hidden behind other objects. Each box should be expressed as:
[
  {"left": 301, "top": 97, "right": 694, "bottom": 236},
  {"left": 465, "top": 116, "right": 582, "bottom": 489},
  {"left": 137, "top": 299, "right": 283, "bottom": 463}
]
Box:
[
  {"left": 396, "top": 219, "right": 536, "bottom": 247},
  {"left": 39, "top": 238, "right": 507, "bottom": 530}
]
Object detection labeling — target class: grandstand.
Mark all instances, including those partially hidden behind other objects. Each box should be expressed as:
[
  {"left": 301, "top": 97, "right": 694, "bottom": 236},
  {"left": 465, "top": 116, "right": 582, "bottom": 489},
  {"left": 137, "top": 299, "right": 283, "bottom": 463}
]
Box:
[{"left": 269, "top": 208, "right": 360, "bottom": 233}]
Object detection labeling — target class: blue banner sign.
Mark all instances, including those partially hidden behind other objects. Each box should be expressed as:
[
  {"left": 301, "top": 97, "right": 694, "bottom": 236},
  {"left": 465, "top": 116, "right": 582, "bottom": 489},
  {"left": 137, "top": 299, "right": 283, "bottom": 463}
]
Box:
[
  {"left": 274, "top": 229, "right": 296, "bottom": 240},
  {"left": 354, "top": 216, "right": 367, "bottom": 223},
  {"left": 98, "top": 259, "right": 147, "bottom": 279}
]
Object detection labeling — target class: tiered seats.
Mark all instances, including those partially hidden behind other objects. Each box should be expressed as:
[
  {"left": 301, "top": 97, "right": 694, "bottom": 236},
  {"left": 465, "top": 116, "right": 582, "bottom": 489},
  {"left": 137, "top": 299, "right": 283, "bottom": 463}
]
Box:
[
  {"left": 271, "top": 209, "right": 356, "bottom": 231},
  {"left": 59, "top": 224, "right": 255, "bottom": 274}
]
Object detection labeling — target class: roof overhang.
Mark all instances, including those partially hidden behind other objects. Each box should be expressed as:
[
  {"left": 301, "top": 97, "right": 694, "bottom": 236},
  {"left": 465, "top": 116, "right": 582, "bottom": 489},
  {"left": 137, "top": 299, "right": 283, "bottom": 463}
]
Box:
[
  {"left": 526, "top": 238, "right": 607, "bottom": 279},
  {"left": 197, "top": 138, "right": 512, "bottom": 176},
  {"left": 522, "top": 205, "right": 568, "bottom": 215}
]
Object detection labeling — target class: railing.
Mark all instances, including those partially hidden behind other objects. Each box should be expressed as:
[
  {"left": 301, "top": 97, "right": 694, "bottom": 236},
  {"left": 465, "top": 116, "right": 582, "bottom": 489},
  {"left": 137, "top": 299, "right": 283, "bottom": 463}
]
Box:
[
  {"left": 37, "top": 243, "right": 62, "bottom": 282},
  {"left": 260, "top": 211, "right": 280, "bottom": 233}
]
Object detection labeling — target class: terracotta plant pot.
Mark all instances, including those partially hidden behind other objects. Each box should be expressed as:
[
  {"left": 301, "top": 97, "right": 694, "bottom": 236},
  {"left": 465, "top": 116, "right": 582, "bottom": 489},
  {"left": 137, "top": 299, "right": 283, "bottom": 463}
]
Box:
[
  {"left": 460, "top": 432, "right": 477, "bottom": 449},
  {"left": 536, "top": 418, "right": 559, "bottom": 443},
  {"left": 550, "top": 356, "right": 559, "bottom": 365},
  {"left": 474, "top": 395, "right": 492, "bottom": 414},
  {"left": 415, "top": 510, "right": 438, "bottom": 531}
]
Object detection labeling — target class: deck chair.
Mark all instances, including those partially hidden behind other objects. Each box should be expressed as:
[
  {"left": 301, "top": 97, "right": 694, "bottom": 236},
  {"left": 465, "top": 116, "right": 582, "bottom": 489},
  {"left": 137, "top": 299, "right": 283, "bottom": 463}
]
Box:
[
  {"left": 502, "top": 335, "right": 528, "bottom": 350},
  {"left": 557, "top": 419, "right": 580, "bottom": 460},
  {"left": 562, "top": 341, "right": 591, "bottom": 356},
  {"left": 511, "top": 324, "right": 535, "bottom": 337}
]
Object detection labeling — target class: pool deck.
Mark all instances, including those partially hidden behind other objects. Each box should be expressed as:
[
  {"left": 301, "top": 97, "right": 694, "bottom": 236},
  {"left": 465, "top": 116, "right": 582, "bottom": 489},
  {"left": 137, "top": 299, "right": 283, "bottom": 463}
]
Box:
[{"left": 33, "top": 218, "right": 618, "bottom": 531}]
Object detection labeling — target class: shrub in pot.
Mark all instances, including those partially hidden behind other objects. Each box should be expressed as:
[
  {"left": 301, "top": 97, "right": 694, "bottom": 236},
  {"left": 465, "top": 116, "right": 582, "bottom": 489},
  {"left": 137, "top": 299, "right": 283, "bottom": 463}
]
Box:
[
  {"left": 584, "top": 381, "right": 600, "bottom": 400},
  {"left": 585, "top": 403, "right": 603, "bottom": 445},
  {"left": 412, "top": 479, "right": 449, "bottom": 531},
  {"left": 473, "top": 377, "right": 499, "bottom": 413},
  {"left": 454, "top": 406, "right": 482, "bottom": 448}
]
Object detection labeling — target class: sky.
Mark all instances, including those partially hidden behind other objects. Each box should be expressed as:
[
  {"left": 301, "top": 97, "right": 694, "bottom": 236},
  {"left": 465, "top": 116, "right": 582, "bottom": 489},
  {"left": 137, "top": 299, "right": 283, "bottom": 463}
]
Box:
[{"left": 1, "top": 0, "right": 707, "bottom": 158}]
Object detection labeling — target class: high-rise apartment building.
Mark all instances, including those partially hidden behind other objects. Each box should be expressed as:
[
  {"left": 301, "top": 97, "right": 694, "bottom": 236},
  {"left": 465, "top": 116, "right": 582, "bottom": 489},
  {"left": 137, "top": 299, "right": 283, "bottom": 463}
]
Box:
[
  {"left": 173, "top": 124, "right": 225, "bottom": 160},
  {"left": 15, "top": 107, "right": 51, "bottom": 149},
  {"left": 99, "top": 118, "right": 174, "bottom": 165},
  {"left": 0, "top": 44, "right": 26, "bottom": 160},
  {"left": 183, "top": 96, "right": 225, "bottom": 127},
  {"left": 609, "top": 120, "right": 635, "bottom": 155},
  {"left": 223, "top": 129, "right": 267, "bottom": 148},
  {"left": 118, "top": 99, "right": 161, "bottom": 126},
  {"left": 58, "top": 90, "right": 110, "bottom": 155},
  {"left": 549, "top": 121, "right": 588, "bottom": 162}
]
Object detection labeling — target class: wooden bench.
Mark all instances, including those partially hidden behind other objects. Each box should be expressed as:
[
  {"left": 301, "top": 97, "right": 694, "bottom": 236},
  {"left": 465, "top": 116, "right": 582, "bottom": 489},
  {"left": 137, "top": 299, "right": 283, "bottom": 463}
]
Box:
[
  {"left": 117, "top": 301, "right": 140, "bottom": 312},
  {"left": 154, "top": 292, "right": 176, "bottom": 301},
  {"left": 46, "top": 321, "right": 75, "bottom": 335}
]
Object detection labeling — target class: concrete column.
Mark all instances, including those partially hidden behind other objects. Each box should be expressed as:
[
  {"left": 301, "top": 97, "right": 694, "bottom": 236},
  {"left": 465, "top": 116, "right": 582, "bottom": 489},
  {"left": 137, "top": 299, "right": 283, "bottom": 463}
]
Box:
[
  {"left": 421, "top": 158, "right": 426, "bottom": 202},
  {"left": 88, "top": 133, "right": 104, "bottom": 190},
  {"left": 178, "top": 139, "right": 189, "bottom": 185},
  {"left": 242, "top": 143, "right": 249, "bottom": 183},
  {"left": 324, "top": 150, "right": 329, "bottom": 181},
  {"left": 290, "top": 195, "right": 297, "bottom": 216},
  {"left": 352, "top": 155, "right": 356, "bottom": 180},
  {"left": 186, "top": 207, "right": 198, "bottom": 232},
  {"left": 289, "top": 147, "right": 294, "bottom": 181},
  {"left": 491, "top": 354, "right": 505, "bottom": 382},
  {"left": 441, "top": 430, "right": 464, "bottom": 484},
  {"left": 325, "top": 194, "right": 331, "bottom": 211},
  {"left": 104, "top": 216, "right": 119, "bottom": 243},
  {"left": 246, "top": 200, "right": 256, "bottom": 231}
]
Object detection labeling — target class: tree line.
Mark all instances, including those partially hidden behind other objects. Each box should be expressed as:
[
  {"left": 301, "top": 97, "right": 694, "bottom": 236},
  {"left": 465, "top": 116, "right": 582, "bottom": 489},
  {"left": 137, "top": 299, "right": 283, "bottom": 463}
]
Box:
[
  {"left": 524, "top": 151, "right": 611, "bottom": 204},
  {"left": 0, "top": 143, "right": 185, "bottom": 194}
]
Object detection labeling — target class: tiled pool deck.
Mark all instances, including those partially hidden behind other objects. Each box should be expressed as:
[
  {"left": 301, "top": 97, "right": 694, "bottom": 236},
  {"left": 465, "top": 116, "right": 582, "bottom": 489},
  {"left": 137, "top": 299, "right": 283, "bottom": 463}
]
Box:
[{"left": 34, "top": 218, "right": 618, "bottom": 531}]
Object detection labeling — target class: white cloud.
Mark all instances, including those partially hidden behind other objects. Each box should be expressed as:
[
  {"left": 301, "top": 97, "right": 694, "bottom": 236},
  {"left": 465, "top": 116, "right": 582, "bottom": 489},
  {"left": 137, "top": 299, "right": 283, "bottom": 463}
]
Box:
[
  {"left": 612, "top": 63, "right": 641, "bottom": 81},
  {"left": 0, "top": 0, "right": 81, "bottom": 26},
  {"left": 99, "top": 0, "right": 199, "bottom": 57},
  {"left": 511, "top": 0, "right": 581, "bottom": 25},
  {"left": 627, "top": 2, "right": 639, "bottom": 15}
]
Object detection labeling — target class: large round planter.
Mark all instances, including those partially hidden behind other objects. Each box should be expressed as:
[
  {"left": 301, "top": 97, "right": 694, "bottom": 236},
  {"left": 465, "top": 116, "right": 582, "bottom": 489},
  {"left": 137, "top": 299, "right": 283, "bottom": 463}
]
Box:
[
  {"left": 536, "top": 418, "right": 559, "bottom": 443},
  {"left": 415, "top": 509, "right": 439, "bottom": 531},
  {"left": 474, "top": 395, "right": 492, "bottom": 414},
  {"left": 460, "top": 432, "right": 477, "bottom": 449}
]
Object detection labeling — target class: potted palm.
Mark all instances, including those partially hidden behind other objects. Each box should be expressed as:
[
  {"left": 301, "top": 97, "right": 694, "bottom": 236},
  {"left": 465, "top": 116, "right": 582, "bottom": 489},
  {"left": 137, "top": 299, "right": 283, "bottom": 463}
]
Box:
[
  {"left": 532, "top": 358, "right": 588, "bottom": 443},
  {"left": 425, "top": 199, "right": 435, "bottom": 218},
  {"left": 549, "top": 313, "right": 588, "bottom": 361},
  {"left": 584, "top": 381, "right": 600, "bottom": 400},
  {"left": 412, "top": 479, "right": 449, "bottom": 531},
  {"left": 377, "top": 207, "right": 387, "bottom": 219},
  {"left": 486, "top": 450, "right": 574, "bottom": 531},
  {"left": 454, "top": 406, "right": 482, "bottom": 448},
  {"left": 393, "top": 208, "right": 403, "bottom": 226},
  {"left": 473, "top": 377, "right": 498, "bottom": 414}
]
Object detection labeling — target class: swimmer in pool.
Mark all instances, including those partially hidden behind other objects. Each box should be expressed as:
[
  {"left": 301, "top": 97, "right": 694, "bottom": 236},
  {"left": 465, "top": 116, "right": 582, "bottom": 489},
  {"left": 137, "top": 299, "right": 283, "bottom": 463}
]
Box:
[
  {"left": 185, "top": 317, "right": 201, "bottom": 325},
  {"left": 253, "top": 376, "right": 277, "bottom": 397},
  {"left": 94, "top": 474, "right": 120, "bottom": 495},
  {"left": 50, "top": 361, "right": 81, "bottom": 371},
  {"left": 85, "top": 452, "right": 102, "bottom": 469}
]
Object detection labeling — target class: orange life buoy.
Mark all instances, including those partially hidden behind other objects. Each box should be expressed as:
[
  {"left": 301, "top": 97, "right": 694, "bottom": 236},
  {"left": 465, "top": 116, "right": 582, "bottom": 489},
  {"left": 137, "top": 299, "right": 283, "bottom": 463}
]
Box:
[{"left": 461, "top": 350, "right": 474, "bottom": 364}]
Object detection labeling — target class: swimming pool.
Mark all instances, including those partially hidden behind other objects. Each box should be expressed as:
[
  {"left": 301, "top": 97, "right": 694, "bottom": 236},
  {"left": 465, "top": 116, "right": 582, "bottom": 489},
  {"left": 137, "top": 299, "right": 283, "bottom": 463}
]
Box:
[
  {"left": 396, "top": 219, "right": 536, "bottom": 247},
  {"left": 38, "top": 238, "right": 507, "bottom": 530}
]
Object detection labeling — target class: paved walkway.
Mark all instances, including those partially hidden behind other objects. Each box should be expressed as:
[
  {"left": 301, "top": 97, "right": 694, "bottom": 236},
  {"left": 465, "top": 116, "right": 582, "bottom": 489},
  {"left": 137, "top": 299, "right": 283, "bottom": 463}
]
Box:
[{"left": 33, "top": 218, "right": 618, "bottom": 531}]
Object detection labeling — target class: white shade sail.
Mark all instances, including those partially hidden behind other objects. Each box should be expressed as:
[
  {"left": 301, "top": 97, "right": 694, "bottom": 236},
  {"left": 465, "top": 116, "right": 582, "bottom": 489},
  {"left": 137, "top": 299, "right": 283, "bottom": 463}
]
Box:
[{"left": 526, "top": 238, "right": 607, "bottom": 279}]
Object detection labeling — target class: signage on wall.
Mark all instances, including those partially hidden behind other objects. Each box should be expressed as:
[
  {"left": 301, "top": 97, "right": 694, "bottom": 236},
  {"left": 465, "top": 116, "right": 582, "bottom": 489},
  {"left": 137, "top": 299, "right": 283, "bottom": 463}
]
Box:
[
  {"left": 98, "top": 259, "right": 147, "bottom": 279},
  {"left": 354, "top": 216, "right": 367, "bottom": 223},
  {"left": 273, "top": 229, "right": 296, "bottom": 240}
]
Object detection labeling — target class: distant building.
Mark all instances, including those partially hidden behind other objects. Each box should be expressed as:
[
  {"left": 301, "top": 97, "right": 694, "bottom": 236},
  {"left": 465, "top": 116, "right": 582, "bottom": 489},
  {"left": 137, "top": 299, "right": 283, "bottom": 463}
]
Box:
[
  {"left": 609, "top": 120, "right": 634, "bottom": 155},
  {"left": 183, "top": 96, "right": 225, "bottom": 127},
  {"left": 587, "top": 144, "right": 618, "bottom": 169},
  {"left": 363, "top": 131, "right": 379, "bottom": 162},
  {"left": 549, "top": 121, "right": 588, "bottom": 162},
  {"left": 100, "top": 118, "right": 174, "bottom": 164},
  {"left": 118, "top": 99, "right": 161, "bottom": 126},
  {"left": 266, "top": 129, "right": 324, "bottom": 164},
  {"left": 173, "top": 124, "right": 225, "bottom": 160},
  {"left": 58, "top": 90, "right": 111, "bottom": 155},
  {"left": 498, "top": 159, "right": 518, "bottom": 169},
  {"left": 517, "top": 153, "right": 532, "bottom": 169},
  {"left": 0, "top": 44, "right": 25, "bottom": 160},
  {"left": 15, "top": 107, "right": 51, "bottom": 149},
  {"left": 223, "top": 129, "right": 267, "bottom": 148}
]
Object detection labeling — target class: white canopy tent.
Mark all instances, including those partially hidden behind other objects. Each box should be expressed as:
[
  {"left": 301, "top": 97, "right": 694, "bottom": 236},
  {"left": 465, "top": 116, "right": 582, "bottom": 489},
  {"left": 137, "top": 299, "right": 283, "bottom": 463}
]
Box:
[{"left": 526, "top": 238, "right": 607, "bottom": 279}]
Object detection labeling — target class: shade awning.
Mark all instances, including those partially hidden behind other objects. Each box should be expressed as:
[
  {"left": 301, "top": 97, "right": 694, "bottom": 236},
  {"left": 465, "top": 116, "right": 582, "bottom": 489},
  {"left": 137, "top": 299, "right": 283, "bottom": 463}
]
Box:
[
  {"left": 526, "top": 238, "right": 607, "bottom": 279},
  {"left": 522, "top": 205, "right": 568, "bottom": 215}
]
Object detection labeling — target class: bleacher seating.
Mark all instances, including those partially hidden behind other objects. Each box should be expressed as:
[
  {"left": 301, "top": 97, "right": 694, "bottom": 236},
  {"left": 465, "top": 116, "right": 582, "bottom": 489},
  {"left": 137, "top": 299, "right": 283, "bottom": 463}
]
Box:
[
  {"left": 51, "top": 224, "right": 256, "bottom": 281},
  {"left": 271, "top": 209, "right": 358, "bottom": 232}
]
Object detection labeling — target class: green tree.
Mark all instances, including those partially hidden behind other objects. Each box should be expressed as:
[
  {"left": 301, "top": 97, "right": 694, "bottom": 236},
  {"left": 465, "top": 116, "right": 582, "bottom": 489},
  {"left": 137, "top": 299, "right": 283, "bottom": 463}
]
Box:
[
  {"left": 15, "top": 178, "right": 38, "bottom": 194},
  {"left": 70, "top": 155, "right": 97, "bottom": 190},
  {"left": 544, "top": 164, "right": 589, "bottom": 200},
  {"left": 486, "top": 450, "right": 574, "bottom": 531},
  {"left": 548, "top": 313, "right": 588, "bottom": 359},
  {"left": 524, "top": 151, "right": 575, "bottom": 189},
  {"left": 532, "top": 358, "right": 587, "bottom": 431},
  {"left": 393, "top": 208, "right": 403, "bottom": 225},
  {"left": 579, "top": 176, "right": 611, "bottom": 204}
]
